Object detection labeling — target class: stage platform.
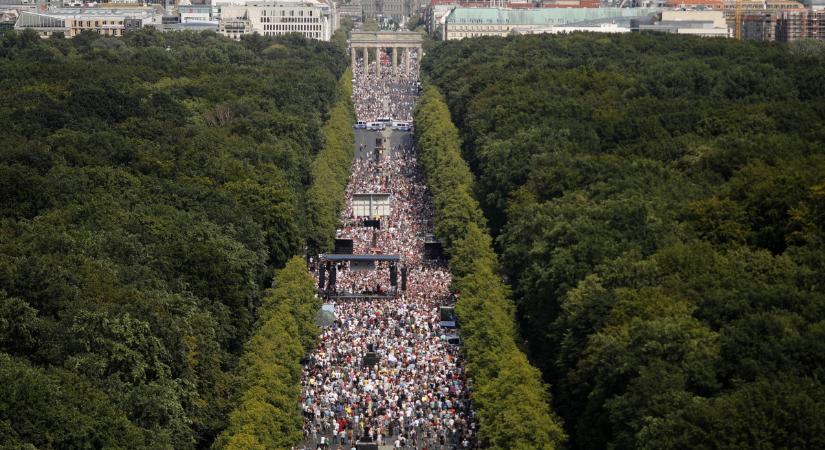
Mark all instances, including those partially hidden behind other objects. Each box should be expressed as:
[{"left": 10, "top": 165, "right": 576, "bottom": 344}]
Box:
[
  {"left": 325, "top": 293, "right": 396, "bottom": 300},
  {"left": 321, "top": 253, "right": 400, "bottom": 262}
]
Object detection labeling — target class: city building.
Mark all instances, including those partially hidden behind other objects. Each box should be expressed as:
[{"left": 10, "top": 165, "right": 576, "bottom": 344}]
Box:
[
  {"left": 775, "top": 7, "right": 825, "bottom": 40},
  {"left": 638, "top": 9, "right": 730, "bottom": 35},
  {"left": 714, "top": 0, "right": 800, "bottom": 37},
  {"left": 337, "top": 0, "right": 362, "bottom": 23},
  {"left": 0, "top": 0, "right": 39, "bottom": 13},
  {"left": 511, "top": 22, "right": 630, "bottom": 33},
  {"left": 0, "top": 10, "right": 16, "bottom": 34},
  {"left": 542, "top": 0, "right": 600, "bottom": 7},
  {"left": 442, "top": 6, "right": 664, "bottom": 39},
  {"left": 722, "top": 0, "right": 803, "bottom": 14},
  {"left": 713, "top": 0, "right": 816, "bottom": 40},
  {"left": 13, "top": 7, "right": 162, "bottom": 37},
  {"left": 162, "top": 19, "right": 219, "bottom": 30},
  {"left": 360, "top": 0, "right": 379, "bottom": 20},
  {"left": 218, "top": 0, "right": 335, "bottom": 40},
  {"left": 212, "top": 0, "right": 237, "bottom": 19},
  {"left": 361, "top": 0, "right": 415, "bottom": 22},
  {"left": 178, "top": 0, "right": 212, "bottom": 21},
  {"left": 424, "top": 0, "right": 602, "bottom": 30},
  {"left": 664, "top": 0, "right": 723, "bottom": 10},
  {"left": 424, "top": 2, "right": 453, "bottom": 34},
  {"left": 740, "top": 12, "right": 775, "bottom": 40}
]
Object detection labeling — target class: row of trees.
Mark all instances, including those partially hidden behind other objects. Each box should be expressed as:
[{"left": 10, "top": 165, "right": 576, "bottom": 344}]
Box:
[
  {"left": 214, "top": 257, "right": 320, "bottom": 449},
  {"left": 0, "top": 29, "right": 346, "bottom": 447},
  {"left": 415, "top": 87, "right": 566, "bottom": 449},
  {"left": 216, "top": 67, "right": 357, "bottom": 448},
  {"left": 422, "top": 33, "right": 825, "bottom": 449},
  {"left": 306, "top": 69, "right": 356, "bottom": 255}
]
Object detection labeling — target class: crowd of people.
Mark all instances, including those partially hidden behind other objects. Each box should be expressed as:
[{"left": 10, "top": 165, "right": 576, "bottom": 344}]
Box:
[
  {"left": 335, "top": 144, "right": 434, "bottom": 267},
  {"left": 298, "top": 47, "right": 477, "bottom": 450},
  {"left": 352, "top": 49, "right": 420, "bottom": 122},
  {"left": 335, "top": 263, "right": 392, "bottom": 296}
]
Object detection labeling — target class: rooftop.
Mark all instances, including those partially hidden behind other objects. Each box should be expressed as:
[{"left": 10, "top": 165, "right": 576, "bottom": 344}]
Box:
[
  {"left": 446, "top": 6, "right": 665, "bottom": 25},
  {"left": 162, "top": 21, "right": 219, "bottom": 31},
  {"left": 666, "top": 0, "right": 723, "bottom": 5},
  {"left": 25, "top": 7, "right": 160, "bottom": 17},
  {"left": 214, "top": 0, "right": 329, "bottom": 7}
]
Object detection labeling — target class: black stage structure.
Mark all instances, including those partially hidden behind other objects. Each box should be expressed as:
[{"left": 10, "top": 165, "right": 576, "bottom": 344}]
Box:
[{"left": 317, "top": 254, "right": 403, "bottom": 299}]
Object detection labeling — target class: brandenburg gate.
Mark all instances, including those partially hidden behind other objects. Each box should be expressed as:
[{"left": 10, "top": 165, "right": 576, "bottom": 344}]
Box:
[{"left": 348, "top": 31, "right": 424, "bottom": 77}]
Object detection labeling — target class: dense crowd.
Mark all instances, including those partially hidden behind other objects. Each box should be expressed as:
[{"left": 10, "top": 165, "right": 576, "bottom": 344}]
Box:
[
  {"left": 352, "top": 49, "right": 420, "bottom": 122},
  {"left": 335, "top": 144, "right": 434, "bottom": 267},
  {"left": 298, "top": 48, "right": 476, "bottom": 450}
]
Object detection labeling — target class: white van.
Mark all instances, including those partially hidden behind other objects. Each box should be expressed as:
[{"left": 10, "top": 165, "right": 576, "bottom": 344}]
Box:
[{"left": 393, "top": 121, "right": 412, "bottom": 131}]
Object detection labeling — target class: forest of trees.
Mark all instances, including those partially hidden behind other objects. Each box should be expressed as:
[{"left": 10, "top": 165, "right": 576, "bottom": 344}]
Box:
[
  {"left": 0, "top": 29, "right": 349, "bottom": 448},
  {"left": 307, "top": 69, "right": 356, "bottom": 256},
  {"left": 214, "top": 256, "right": 320, "bottom": 449},
  {"left": 415, "top": 87, "right": 566, "bottom": 449},
  {"left": 423, "top": 33, "right": 825, "bottom": 449}
]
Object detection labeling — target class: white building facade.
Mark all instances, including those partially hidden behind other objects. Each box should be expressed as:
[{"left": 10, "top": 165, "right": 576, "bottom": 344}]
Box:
[
  {"left": 14, "top": 7, "right": 162, "bottom": 38},
  {"left": 178, "top": 1, "right": 213, "bottom": 22},
  {"left": 640, "top": 10, "right": 730, "bottom": 36},
  {"left": 218, "top": 0, "right": 334, "bottom": 41},
  {"left": 443, "top": 7, "right": 665, "bottom": 40}
]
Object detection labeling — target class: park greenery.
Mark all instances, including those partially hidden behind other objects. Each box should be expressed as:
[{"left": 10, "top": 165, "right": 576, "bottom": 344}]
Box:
[
  {"left": 214, "top": 256, "right": 320, "bottom": 449},
  {"left": 307, "top": 69, "right": 356, "bottom": 255},
  {"left": 0, "top": 28, "right": 349, "bottom": 448},
  {"left": 215, "top": 70, "right": 354, "bottom": 449},
  {"left": 415, "top": 87, "right": 566, "bottom": 449},
  {"left": 422, "top": 33, "right": 825, "bottom": 449}
]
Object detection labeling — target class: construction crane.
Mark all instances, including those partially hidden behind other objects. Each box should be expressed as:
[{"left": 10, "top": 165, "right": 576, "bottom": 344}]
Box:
[{"left": 734, "top": 0, "right": 743, "bottom": 40}]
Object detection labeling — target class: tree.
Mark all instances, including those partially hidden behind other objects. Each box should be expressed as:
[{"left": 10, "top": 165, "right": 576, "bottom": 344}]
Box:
[
  {"left": 416, "top": 85, "right": 566, "bottom": 449},
  {"left": 638, "top": 377, "right": 825, "bottom": 450},
  {"left": 0, "top": 353, "right": 146, "bottom": 449},
  {"left": 214, "top": 257, "right": 320, "bottom": 449},
  {"left": 0, "top": 30, "right": 348, "bottom": 447},
  {"left": 423, "top": 32, "right": 825, "bottom": 449}
]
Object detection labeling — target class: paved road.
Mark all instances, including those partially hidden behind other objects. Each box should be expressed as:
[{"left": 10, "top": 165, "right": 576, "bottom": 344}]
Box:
[
  {"left": 300, "top": 53, "right": 476, "bottom": 450},
  {"left": 355, "top": 128, "right": 413, "bottom": 161}
]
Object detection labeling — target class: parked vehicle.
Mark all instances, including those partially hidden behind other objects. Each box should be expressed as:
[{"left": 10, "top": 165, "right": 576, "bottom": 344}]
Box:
[{"left": 393, "top": 121, "right": 412, "bottom": 131}]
